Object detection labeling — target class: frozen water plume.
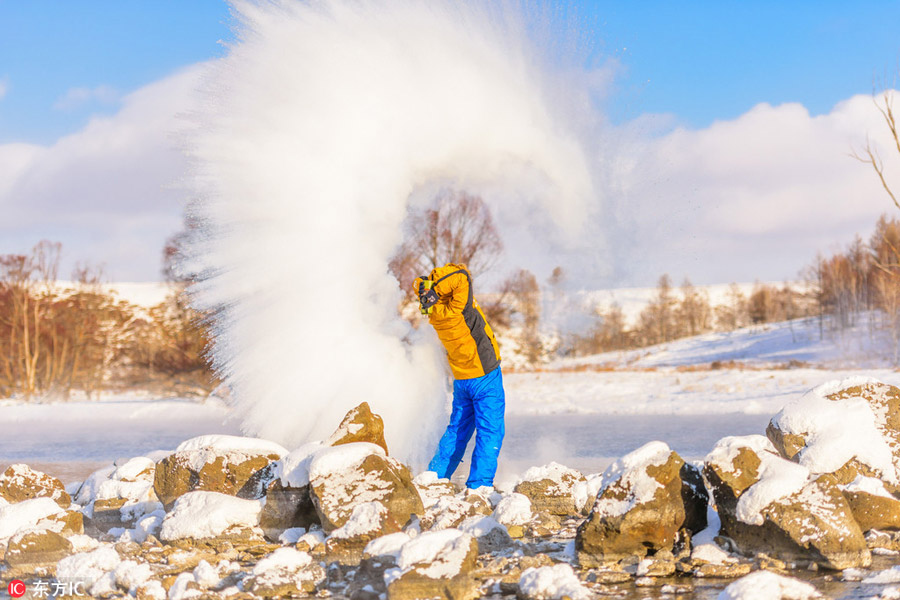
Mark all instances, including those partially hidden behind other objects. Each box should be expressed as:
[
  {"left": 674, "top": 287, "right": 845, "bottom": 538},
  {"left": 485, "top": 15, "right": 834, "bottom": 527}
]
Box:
[{"left": 182, "top": 0, "right": 598, "bottom": 465}]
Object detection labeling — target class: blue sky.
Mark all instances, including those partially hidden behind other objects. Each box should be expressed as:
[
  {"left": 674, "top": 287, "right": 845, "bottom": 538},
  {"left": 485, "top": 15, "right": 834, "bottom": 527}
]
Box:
[
  {"left": 1, "top": 1, "right": 899, "bottom": 284},
  {"left": 3, "top": 1, "right": 899, "bottom": 144}
]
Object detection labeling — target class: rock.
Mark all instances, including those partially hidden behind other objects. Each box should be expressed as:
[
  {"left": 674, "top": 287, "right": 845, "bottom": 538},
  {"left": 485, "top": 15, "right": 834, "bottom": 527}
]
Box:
[
  {"left": 243, "top": 547, "right": 326, "bottom": 598},
  {"left": 3, "top": 529, "right": 73, "bottom": 566},
  {"left": 325, "top": 502, "right": 402, "bottom": 564},
  {"left": 514, "top": 462, "right": 589, "bottom": 516},
  {"left": 458, "top": 516, "right": 513, "bottom": 554},
  {"left": 841, "top": 476, "right": 900, "bottom": 532},
  {"left": 384, "top": 529, "right": 479, "bottom": 600},
  {"left": 259, "top": 479, "right": 319, "bottom": 541},
  {"left": 0, "top": 464, "right": 71, "bottom": 508},
  {"left": 153, "top": 435, "right": 286, "bottom": 510},
  {"left": 576, "top": 442, "right": 707, "bottom": 564},
  {"left": 767, "top": 379, "right": 900, "bottom": 495},
  {"left": 308, "top": 443, "right": 423, "bottom": 534},
  {"left": 81, "top": 457, "right": 162, "bottom": 532},
  {"left": 704, "top": 435, "right": 870, "bottom": 570},
  {"left": 718, "top": 570, "right": 823, "bottom": 600},
  {"left": 327, "top": 402, "right": 389, "bottom": 455}
]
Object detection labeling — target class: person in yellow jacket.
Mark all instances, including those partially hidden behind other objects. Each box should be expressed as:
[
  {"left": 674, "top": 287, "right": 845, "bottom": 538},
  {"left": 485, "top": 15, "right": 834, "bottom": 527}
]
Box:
[{"left": 414, "top": 263, "right": 505, "bottom": 489}]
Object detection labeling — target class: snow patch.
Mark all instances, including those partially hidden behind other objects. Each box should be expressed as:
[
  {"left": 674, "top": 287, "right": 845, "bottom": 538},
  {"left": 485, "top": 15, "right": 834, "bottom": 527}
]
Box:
[
  {"left": 275, "top": 442, "right": 324, "bottom": 487},
  {"left": 0, "top": 497, "right": 64, "bottom": 541},
  {"left": 392, "top": 529, "right": 474, "bottom": 580},
  {"left": 307, "top": 442, "right": 386, "bottom": 482},
  {"left": 176, "top": 434, "right": 288, "bottom": 457},
  {"left": 493, "top": 493, "right": 533, "bottom": 526}
]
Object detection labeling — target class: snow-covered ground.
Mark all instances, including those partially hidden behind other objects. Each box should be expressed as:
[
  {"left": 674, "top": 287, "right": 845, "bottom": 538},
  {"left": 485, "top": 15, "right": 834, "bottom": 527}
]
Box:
[{"left": 2, "top": 313, "right": 897, "bottom": 490}]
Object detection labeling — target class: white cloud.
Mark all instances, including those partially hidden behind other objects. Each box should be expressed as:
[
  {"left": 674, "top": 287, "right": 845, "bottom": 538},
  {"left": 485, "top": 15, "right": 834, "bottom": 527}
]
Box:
[
  {"left": 53, "top": 84, "right": 120, "bottom": 111},
  {"left": 594, "top": 92, "right": 900, "bottom": 285},
  {"left": 0, "top": 66, "right": 205, "bottom": 281}
]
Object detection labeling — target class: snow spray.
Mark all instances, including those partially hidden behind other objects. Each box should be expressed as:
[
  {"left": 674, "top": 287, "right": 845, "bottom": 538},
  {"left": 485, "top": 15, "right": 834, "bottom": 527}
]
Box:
[{"left": 183, "top": 0, "right": 596, "bottom": 465}]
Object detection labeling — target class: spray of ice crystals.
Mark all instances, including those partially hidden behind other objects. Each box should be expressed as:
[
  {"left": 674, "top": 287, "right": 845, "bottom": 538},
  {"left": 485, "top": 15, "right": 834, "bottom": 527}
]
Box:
[{"left": 183, "top": 0, "right": 595, "bottom": 464}]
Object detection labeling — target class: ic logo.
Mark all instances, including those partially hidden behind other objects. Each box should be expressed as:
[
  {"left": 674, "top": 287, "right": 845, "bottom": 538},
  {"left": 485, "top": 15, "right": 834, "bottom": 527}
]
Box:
[{"left": 7, "top": 579, "right": 26, "bottom": 598}]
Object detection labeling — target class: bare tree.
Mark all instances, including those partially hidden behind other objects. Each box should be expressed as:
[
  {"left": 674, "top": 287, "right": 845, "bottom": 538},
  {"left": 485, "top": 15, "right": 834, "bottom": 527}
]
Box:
[{"left": 390, "top": 191, "right": 503, "bottom": 299}]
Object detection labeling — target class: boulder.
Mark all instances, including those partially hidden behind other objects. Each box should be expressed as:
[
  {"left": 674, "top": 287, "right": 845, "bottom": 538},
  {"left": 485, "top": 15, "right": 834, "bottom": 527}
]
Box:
[
  {"left": 457, "top": 515, "right": 513, "bottom": 554},
  {"left": 576, "top": 442, "right": 707, "bottom": 564},
  {"left": 153, "top": 435, "right": 286, "bottom": 509},
  {"left": 384, "top": 529, "right": 479, "bottom": 600},
  {"left": 413, "top": 471, "right": 461, "bottom": 512},
  {"left": 326, "top": 402, "right": 389, "bottom": 454},
  {"left": 242, "top": 547, "right": 326, "bottom": 598},
  {"left": 513, "top": 462, "right": 589, "bottom": 516},
  {"left": 84, "top": 458, "right": 161, "bottom": 532},
  {"left": 308, "top": 443, "right": 423, "bottom": 534},
  {"left": 3, "top": 529, "right": 73, "bottom": 567},
  {"left": 492, "top": 493, "right": 533, "bottom": 528},
  {"left": 704, "top": 435, "right": 870, "bottom": 570},
  {"left": 767, "top": 379, "right": 900, "bottom": 494},
  {"left": 0, "top": 464, "right": 71, "bottom": 508}
]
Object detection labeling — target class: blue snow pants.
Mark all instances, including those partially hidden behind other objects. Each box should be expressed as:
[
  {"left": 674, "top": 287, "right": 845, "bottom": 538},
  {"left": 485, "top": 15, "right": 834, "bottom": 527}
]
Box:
[{"left": 428, "top": 367, "right": 505, "bottom": 488}]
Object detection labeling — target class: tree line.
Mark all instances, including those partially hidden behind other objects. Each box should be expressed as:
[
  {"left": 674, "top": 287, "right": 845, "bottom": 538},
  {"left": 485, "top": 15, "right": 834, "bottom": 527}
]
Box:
[{"left": 0, "top": 241, "right": 215, "bottom": 400}]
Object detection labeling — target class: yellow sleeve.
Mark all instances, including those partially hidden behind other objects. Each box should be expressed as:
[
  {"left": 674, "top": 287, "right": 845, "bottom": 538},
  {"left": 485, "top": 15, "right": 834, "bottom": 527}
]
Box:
[{"left": 429, "top": 270, "right": 468, "bottom": 318}]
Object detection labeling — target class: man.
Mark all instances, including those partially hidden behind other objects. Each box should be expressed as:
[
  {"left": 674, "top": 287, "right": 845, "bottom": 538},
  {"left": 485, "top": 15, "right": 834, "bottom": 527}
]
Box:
[{"left": 414, "top": 263, "right": 505, "bottom": 490}]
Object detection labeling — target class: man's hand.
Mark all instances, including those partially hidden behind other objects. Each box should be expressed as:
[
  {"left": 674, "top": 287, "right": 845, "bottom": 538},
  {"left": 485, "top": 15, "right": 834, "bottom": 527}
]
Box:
[{"left": 419, "top": 286, "right": 438, "bottom": 311}]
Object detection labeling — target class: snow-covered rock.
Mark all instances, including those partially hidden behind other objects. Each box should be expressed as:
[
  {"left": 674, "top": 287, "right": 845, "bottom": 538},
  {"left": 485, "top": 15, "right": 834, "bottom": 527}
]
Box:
[
  {"left": 56, "top": 545, "right": 122, "bottom": 592},
  {"left": 841, "top": 475, "right": 900, "bottom": 532},
  {"left": 154, "top": 435, "right": 284, "bottom": 509},
  {"left": 82, "top": 456, "right": 161, "bottom": 532},
  {"left": 458, "top": 515, "right": 512, "bottom": 553},
  {"left": 767, "top": 379, "right": 900, "bottom": 491},
  {"left": 518, "top": 563, "right": 591, "bottom": 600},
  {"left": 3, "top": 529, "right": 74, "bottom": 567},
  {"left": 0, "top": 463, "right": 71, "bottom": 507},
  {"left": 308, "top": 442, "right": 423, "bottom": 533},
  {"left": 158, "top": 491, "right": 264, "bottom": 542},
  {"left": 324, "top": 501, "right": 401, "bottom": 564},
  {"left": 260, "top": 442, "right": 323, "bottom": 541},
  {"left": 576, "top": 441, "right": 707, "bottom": 563},
  {"left": 423, "top": 488, "right": 493, "bottom": 531},
  {"left": 413, "top": 470, "right": 460, "bottom": 511},
  {"left": 718, "top": 570, "right": 822, "bottom": 600},
  {"left": 704, "top": 435, "right": 870, "bottom": 570},
  {"left": 514, "top": 462, "right": 589, "bottom": 516}
]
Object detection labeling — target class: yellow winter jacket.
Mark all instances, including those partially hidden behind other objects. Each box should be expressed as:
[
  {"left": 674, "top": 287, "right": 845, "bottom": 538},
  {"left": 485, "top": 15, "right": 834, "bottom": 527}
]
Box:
[{"left": 414, "top": 263, "right": 501, "bottom": 380}]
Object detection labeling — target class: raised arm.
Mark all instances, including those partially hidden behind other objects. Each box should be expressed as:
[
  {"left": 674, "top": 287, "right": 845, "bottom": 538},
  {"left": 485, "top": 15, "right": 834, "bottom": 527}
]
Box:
[{"left": 428, "top": 266, "right": 469, "bottom": 318}]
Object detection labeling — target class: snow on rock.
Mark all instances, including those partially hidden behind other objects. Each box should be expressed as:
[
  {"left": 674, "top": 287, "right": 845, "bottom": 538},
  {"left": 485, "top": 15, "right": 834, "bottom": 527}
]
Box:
[
  {"left": 0, "top": 497, "right": 65, "bottom": 541},
  {"left": 159, "top": 491, "right": 263, "bottom": 541},
  {"left": 175, "top": 434, "right": 288, "bottom": 457},
  {"left": 518, "top": 563, "right": 591, "bottom": 600},
  {"left": 577, "top": 441, "right": 707, "bottom": 563},
  {"left": 0, "top": 463, "right": 71, "bottom": 507},
  {"left": 275, "top": 442, "right": 324, "bottom": 487},
  {"left": 307, "top": 442, "right": 386, "bottom": 481},
  {"left": 842, "top": 475, "right": 900, "bottom": 532},
  {"left": 363, "top": 531, "right": 411, "bottom": 560},
  {"left": 413, "top": 470, "right": 459, "bottom": 511},
  {"left": 458, "top": 515, "right": 513, "bottom": 553},
  {"left": 493, "top": 492, "right": 533, "bottom": 527},
  {"left": 243, "top": 547, "right": 326, "bottom": 596},
  {"left": 278, "top": 527, "right": 307, "bottom": 545},
  {"left": 514, "top": 462, "right": 588, "bottom": 516},
  {"left": 692, "top": 543, "right": 737, "bottom": 565},
  {"left": 391, "top": 529, "right": 478, "bottom": 581},
  {"left": 116, "top": 509, "right": 165, "bottom": 544},
  {"left": 864, "top": 565, "right": 900, "bottom": 584},
  {"left": 768, "top": 379, "right": 900, "bottom": 487},
  {"left": 423, "top": 489, "right": 493, "bottom": 531},
  {"left": 329, "top": 501, "right": 394, "bottom": 540},
  {"left": 718, "top": 570, "right": 822, "bottom": 600},
  {"left": 74, "top": 465, "right": 117, "bottom": 505},
  {"left": 113, "top": 559, "right": 154, "bottom": 595}
]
